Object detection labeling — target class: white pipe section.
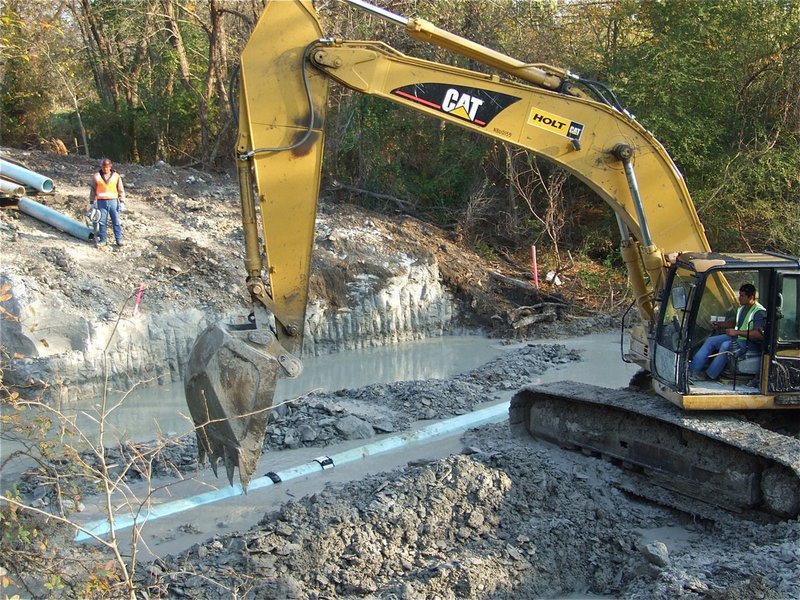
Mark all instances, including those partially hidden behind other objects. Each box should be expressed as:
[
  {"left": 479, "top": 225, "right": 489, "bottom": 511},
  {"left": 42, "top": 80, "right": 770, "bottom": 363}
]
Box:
[
  {"left": 0, "top": 177, "right": 25, "bottom": 197},
  {"left": 74, "top": 400, "right": 510, "bottom": 542},
  {"left": 0, "top": 157, "right": 55, "bottom": 193},
  {"left": 18, "top": 197, "right": 94, "bottom": 242}
]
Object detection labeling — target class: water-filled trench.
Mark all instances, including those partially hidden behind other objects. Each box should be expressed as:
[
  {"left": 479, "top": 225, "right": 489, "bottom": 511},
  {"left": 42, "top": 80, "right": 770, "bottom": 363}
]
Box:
[
  {"left": 1, "top": 332, "right": 637, "bottom": 471},
  {"left": 75, "top": 332, "right": 637, "bottom": 443}
]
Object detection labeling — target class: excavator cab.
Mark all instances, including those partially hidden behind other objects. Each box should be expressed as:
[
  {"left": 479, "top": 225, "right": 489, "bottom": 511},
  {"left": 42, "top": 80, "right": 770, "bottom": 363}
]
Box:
[{"left": 651, "top": 252, "right": 800, "bottom": 408}]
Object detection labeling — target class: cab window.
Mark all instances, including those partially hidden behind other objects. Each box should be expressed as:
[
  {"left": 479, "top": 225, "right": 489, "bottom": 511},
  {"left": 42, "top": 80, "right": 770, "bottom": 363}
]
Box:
[{"left": 777, "top": 274, "right": 800, "bottom": 344}]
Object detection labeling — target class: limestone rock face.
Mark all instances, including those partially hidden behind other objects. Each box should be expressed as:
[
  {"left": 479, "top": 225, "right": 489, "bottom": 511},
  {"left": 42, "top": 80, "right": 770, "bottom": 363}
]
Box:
[
  {"left": 4, "top": 260, "right": 455, "bottom": 405},
  {"left": 305, "top": 260, "right": 455, "bottom": 356},
  {"left": 1, "top": 149, "right": 490, "bottom": 406}
]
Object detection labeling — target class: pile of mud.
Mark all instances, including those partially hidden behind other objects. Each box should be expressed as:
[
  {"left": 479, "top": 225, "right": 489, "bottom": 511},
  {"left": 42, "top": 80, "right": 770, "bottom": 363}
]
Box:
[{"left": 148, "top": 422, "right": 799, "bottom": 599}]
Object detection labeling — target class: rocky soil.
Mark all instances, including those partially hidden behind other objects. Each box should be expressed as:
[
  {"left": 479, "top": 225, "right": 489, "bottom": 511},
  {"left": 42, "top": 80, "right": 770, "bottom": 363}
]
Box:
[
  {"left": 2, "top": 148, "right": 798, "bottom": 599},
  {"left": 150, "top": 427, "right": 799, "bottom": 600},
  {"left": 8, "top": 339, "right": 800, "bottom": 600}
]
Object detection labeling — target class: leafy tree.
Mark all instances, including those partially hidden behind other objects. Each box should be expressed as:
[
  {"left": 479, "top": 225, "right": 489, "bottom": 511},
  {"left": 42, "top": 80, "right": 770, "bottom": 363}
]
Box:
[
  {"left": 0, "top": 1, "right": 90, "bottom": 152},
  {"left": 1, "top": 0, "right": 796, "bottom": 257},
  {"left": 597, "top": 0, "right": 800, "bottom": 255}
]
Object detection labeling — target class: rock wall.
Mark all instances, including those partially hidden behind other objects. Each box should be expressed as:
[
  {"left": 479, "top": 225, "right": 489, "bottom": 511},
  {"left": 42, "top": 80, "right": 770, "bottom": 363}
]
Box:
[
  {"left": 1, "top": 272, "right": 210, "bottom": 404},
  {"left": 304, "top": 259, "right": 455, "bottom": 355},
  {"left": 2, "top": 262, "right": 458, "bottom": 405}
]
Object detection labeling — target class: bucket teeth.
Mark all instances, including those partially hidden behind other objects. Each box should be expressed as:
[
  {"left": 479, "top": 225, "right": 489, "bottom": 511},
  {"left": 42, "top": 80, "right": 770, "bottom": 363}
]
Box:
[
  {"left": 224, "top": 447, "right": 238, "bottom": 488},
  {"left": 184, "top": 323, "right": 282, "bottom": 489}
]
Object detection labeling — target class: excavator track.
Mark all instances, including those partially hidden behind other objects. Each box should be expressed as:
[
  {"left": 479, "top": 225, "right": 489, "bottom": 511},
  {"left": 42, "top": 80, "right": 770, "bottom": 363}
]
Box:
[{"left": 510, "top": 381, "right": 800, "bottom": 519}]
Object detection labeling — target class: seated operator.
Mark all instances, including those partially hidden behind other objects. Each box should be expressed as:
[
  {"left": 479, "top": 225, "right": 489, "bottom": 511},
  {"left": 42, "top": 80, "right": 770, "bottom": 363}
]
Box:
[{"left": 689, "top": 283, "right": 766, "bottom": 382}]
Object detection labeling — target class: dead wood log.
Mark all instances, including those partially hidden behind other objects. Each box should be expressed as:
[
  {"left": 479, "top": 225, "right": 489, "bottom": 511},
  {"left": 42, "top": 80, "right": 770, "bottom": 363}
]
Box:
[
  {"left": 330, "top": 180, "right": 416, "bottom": 210},
  {"left": 488, "top": 271, "right": 569, "bottom": 305},
  {"left": 508, "top": 304, "right": 558, "bottom": 329}
]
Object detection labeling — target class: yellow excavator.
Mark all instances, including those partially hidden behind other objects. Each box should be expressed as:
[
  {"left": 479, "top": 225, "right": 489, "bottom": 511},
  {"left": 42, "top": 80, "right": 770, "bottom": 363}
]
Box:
[{"left": 185, "top": 0, "right": 800, "bottom": 516}]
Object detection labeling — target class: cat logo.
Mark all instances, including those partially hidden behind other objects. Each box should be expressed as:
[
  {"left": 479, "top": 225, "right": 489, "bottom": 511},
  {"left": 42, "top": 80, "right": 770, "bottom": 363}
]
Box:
[
  {"left": 391, "top": 83, "right": 522, "bottom": 128},
  {"left": 441, "top": 89, "right": 484, "bottom": 122},
  {"left": 528, "top": 108, "right": 584, "bottom": 141}
]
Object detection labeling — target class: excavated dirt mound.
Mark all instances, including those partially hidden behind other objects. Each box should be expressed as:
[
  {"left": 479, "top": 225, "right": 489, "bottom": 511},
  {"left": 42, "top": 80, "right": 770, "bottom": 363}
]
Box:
[
  {"left": 12, "top": 342, "right": 797, "bottom": 600},
  {"left": 145, "top": 422, "right": 799, "bottom": 599}
]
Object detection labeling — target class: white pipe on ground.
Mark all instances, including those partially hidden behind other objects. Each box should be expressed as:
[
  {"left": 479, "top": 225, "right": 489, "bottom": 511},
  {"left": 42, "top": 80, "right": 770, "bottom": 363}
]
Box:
[
  {"left": 0, "top": 157, "right": 55, "bottom": 193},
  {"left": 74, "top": 401, "right": 510, "bottom": 541},
  {"left": 0, "top": 177, "right": 25, "bottom": 197},
  {"left": 18, "top": 197, "right": 94, "bottom": 242}
]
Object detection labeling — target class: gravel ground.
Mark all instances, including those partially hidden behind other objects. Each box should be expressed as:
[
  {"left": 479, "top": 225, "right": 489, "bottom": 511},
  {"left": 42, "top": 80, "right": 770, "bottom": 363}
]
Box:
[
  {"left": 17, "top": 341, "right": 794, "bottom": 600},
  {"left": 145, "top": 423, "right": 799, "bottom": 600}
]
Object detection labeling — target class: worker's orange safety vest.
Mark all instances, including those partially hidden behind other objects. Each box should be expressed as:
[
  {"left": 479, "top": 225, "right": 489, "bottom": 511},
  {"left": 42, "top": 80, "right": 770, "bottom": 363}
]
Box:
[{"left": 94, "top": 171, "right": 121, "bottom": 200}]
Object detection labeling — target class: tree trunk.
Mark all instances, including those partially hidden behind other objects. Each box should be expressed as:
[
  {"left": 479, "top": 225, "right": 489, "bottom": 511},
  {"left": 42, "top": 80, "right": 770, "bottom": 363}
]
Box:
[
  {"left": 75, "top": 0, "right": 128, "bottom": 110},
  {"left": 162, "top": 0, "right": 209, "bottom": 162}
]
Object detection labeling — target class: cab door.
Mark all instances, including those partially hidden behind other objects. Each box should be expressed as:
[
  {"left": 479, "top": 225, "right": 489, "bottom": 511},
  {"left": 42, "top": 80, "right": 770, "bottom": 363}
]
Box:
[
  {"left": 651, "top": 266, "right": 698, "bottom": 391},
  {"left": 768, "top": 272, "right": 800, "bottom": 399}
]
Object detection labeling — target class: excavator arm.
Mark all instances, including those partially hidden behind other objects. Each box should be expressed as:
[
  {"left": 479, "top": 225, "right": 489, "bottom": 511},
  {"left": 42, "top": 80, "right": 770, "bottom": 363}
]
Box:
[{"left": 185, "top": 0, "right": 714, "bottom": 489}]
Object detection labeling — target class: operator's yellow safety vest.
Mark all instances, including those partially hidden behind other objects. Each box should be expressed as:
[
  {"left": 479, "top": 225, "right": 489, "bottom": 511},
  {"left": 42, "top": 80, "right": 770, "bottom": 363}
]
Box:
[
  {"left": 736, "top": 301, "right": 765, "bottom": 343},
  {"left": 93, "top": 171, "right": 121, "bottom": 200}
]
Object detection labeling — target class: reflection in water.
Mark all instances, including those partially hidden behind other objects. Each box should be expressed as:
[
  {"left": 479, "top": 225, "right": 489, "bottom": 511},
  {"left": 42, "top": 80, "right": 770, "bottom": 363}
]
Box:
[
  {"left": 64, "top": 335, "right": 507, "bottom": 443},
  {"left": 2, "top": 333, "right": 639, "bottom": 461}
]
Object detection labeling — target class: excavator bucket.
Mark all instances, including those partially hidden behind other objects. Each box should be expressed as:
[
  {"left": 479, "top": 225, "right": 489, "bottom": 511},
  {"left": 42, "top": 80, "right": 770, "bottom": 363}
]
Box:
[{"left": 184, "top": 323, "right": 284, "bottom": 489}]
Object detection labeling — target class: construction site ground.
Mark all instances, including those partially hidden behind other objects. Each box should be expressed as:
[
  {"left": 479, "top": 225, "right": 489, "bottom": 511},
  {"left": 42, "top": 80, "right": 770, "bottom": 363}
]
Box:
[{"left": 1, "top": 147, "right": 798, "bottom": 599}]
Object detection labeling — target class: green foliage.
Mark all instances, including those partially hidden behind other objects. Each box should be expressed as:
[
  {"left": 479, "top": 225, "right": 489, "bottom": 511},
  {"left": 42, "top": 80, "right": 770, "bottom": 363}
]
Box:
[
  {"left": 603, "top": 1, "right": 740, "bottom": 175},
  {"left": 329, "top": 96, "right": 491, "bottom": 220},
  {"left": 699, "top": 136, "right": 800, "bottom": 255},
  {"left": 576, "top": 266, "right": 604, "bottom": 290},
  {"left": 599, "top": 0, "right": 800, "bottom": 254},
  {"left": 473, "top": 240, "right": 498, "bottom": 261},
  {"left": 0, "top": 4, "right": 51, "bottom": 146},
  {"left": 1, "top": 0, "right": 797, "bottom": 259}
]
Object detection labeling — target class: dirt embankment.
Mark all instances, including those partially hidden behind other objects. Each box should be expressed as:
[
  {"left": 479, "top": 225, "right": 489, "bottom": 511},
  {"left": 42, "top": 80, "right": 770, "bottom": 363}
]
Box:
[
  {"left": 0, "top": 146, "right": 614, "bottom": 403},
  {"left": 0, "top": 146, "right": 606, "bottom": 339}
]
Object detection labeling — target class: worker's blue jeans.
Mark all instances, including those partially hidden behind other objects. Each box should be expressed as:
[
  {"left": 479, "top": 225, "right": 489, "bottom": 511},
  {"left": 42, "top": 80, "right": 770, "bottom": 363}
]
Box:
[
  {"left": 690, "top": 334, "right": 745, "bottom": 379},
  {"left": 97, "top": 199, "right": 122, "bottom": 244}
]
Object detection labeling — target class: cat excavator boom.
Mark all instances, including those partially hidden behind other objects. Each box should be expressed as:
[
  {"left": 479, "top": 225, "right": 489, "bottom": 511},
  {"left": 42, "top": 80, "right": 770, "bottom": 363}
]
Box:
[{"left": 184, "top": 0, "right": 800, "bottom": 517}]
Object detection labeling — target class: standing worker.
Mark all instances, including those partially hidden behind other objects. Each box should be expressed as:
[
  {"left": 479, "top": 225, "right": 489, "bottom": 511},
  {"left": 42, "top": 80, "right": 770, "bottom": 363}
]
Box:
[{"left": 89, "top": 158, "right": 126, "bottom": 249}]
